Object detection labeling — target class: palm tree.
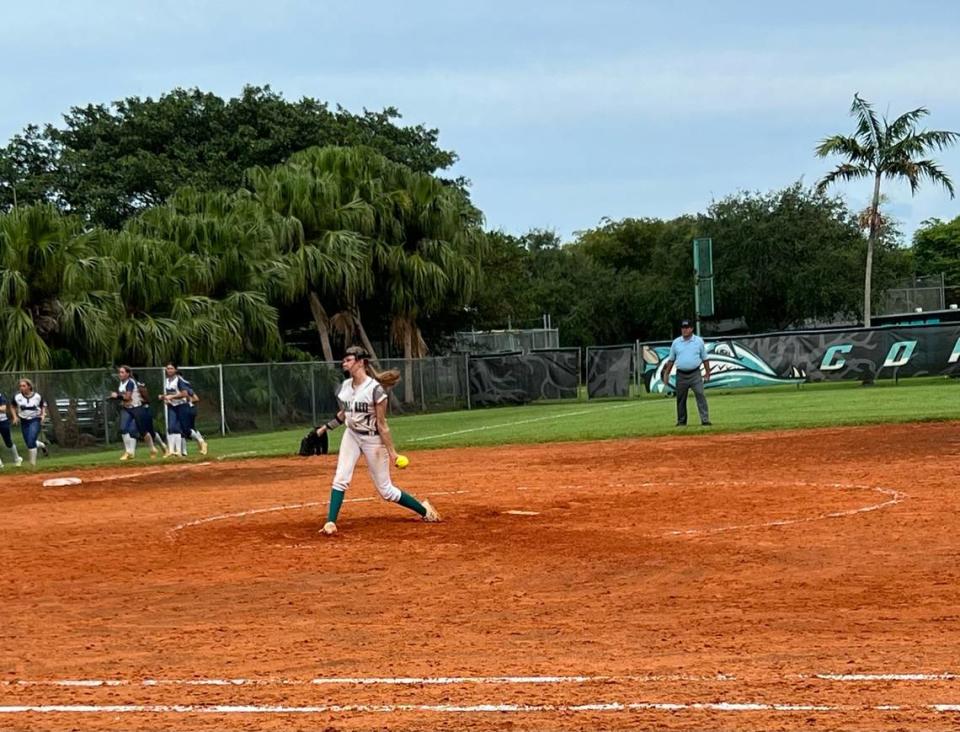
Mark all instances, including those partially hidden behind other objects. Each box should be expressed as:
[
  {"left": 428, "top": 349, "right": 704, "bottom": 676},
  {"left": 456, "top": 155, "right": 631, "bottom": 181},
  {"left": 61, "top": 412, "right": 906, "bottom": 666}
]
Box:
[
  {"left": 372, "top": 170, "right": 485, "bottom": 403},
  {"left": 118, "top": 189, "right": 283, "bottom": 364},
  {"left": 246, "top": 147, "right": 381, "bottom": 362},
  {"left": 815, "top": 94, "right": 959, "bottom": 326},
  {"left": 0, "top": 203, "right": 120, "bottom": 370}
]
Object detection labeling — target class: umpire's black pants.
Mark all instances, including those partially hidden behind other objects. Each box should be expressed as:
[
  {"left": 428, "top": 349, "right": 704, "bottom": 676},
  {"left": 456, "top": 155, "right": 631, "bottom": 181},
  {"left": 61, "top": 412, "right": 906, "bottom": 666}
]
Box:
[{"left": 675, "top": 368, "right": 710, "bottom": 425}]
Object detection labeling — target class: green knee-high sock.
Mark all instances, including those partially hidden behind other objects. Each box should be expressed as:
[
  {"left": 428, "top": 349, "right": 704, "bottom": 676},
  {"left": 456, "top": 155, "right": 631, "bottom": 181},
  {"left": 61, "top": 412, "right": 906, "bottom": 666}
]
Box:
[
  {"left": 327, "top": 488, "right": 345, "bottom": 523},
  {"left": 398, "top": 491, "right": 426, "bottom": 517}
]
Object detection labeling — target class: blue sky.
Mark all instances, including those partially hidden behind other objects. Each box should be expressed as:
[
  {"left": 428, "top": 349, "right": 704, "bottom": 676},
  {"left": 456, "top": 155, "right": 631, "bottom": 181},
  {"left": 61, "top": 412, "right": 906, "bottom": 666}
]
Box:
[{"left": 4, "top": 0, "right": 959, "bottom": 242}]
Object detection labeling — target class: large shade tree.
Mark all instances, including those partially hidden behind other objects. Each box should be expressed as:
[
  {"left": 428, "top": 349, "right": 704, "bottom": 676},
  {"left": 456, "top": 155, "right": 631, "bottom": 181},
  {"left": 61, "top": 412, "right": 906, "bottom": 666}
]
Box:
[
  {"left": 118, "top": 189, "right": 285, "bottom": 365},
  {"left": 815, "top": 94, "right": 959, "bottom": 326},
  {"left": 248, "top": 145, "right": 485, "bottom": 394},
  {"left": 246, "top": 147, "right": 378, "bottom": 362},
  {"left": 0, "top": 85, "right": 459, "bottom": 228},
  {"left": 0, "top": 204, "right": 120, "bottom": 371}
]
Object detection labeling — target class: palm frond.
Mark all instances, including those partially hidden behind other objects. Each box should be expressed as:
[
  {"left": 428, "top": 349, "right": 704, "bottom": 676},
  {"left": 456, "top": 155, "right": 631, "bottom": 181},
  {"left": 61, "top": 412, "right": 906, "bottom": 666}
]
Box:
[
  {"left": 814, "top": 164, "right": 874, "bottom": 194},
  {"left": 851, "top": 93, "right": 882, "bottom": 150},
  {"left": 884, "top": 106, "right": 930, "bottom": 140}
]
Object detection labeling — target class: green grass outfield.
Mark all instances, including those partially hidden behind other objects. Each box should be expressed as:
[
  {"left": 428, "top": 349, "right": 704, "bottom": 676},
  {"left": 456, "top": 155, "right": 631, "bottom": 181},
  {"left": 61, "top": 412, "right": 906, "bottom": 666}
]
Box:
[{"left": 6, "top": 377, "right": 958, "bottom": 472}]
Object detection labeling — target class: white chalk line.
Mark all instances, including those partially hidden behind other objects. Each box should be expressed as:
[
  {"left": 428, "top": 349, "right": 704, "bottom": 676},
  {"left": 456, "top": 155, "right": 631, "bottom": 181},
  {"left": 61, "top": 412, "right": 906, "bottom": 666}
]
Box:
[
  {"left": 812, "top": 673, "right": 960, "bottom": 681},
  {"left": 407, "top": 403, "right": 637, "bottom": 442},
  {"left": 1, "top": 674, "right": 732, "bottom": 688},
  {"left": 168, "top": 489, "right": 470, "bottom": 536},
  {"left": 74, "top": 462, "right": 213, "bottom": 485},
  {"left": 8, "top": 672, "right": 960, "bottom": 689},
  {"left": 217, "top": 451, "right": 258, "bottom": 460},
  {"left": 166, "top": 479, "right": 905, "bottom": 539},
  {"left": 6, "top": 701, "right": 960, "bottom": 714},
  {"left": 660, "top": 482, "right": 906, "bottom": 538}
]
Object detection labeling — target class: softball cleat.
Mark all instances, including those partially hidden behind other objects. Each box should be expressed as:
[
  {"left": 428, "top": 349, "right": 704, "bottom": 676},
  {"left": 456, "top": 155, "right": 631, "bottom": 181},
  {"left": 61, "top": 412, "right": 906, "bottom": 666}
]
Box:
[{"left": 422, "top": 499, "right": 441, "bottom": 523}]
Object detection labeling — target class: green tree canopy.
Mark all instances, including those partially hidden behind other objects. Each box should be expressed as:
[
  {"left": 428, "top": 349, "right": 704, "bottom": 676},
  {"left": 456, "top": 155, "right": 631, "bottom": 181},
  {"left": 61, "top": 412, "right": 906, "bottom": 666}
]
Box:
[
  {"left": 913, "top": 215, "right": 960, "bottom": 284},
  {"left": 700, "top": 184, "right": 872, "bottom": 331},
  {"left": 0, "top": 85, "right": 458, "bottom": 229}
]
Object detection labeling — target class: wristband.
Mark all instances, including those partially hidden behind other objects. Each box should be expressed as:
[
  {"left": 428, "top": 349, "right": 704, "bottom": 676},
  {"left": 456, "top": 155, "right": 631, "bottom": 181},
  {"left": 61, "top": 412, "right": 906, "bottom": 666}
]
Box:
[{"left": 323, "top": 415, "right": 344, "bottom": 431}]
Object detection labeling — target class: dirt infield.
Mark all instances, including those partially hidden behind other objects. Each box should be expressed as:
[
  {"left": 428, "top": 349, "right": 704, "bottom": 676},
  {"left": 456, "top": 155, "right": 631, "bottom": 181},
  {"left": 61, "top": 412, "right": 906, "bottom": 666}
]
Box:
[{"left": 2, "top": 422, "right": 960, "bottom": 731}]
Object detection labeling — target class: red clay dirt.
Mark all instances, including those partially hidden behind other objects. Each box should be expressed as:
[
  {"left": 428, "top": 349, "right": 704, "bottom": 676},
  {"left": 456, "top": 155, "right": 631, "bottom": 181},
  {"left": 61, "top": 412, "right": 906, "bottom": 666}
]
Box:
[{"left": 2, "top": 422, "right": 960, "bottom": 731}]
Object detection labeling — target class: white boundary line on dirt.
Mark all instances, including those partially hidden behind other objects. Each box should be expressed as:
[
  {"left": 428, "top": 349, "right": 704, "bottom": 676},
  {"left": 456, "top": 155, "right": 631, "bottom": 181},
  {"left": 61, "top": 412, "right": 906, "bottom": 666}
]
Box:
[
  {"left": 8, "top": 671, "right": 960, "bottom": 689},
  {"left": 812, "top": 673, "right": 960, "bottom": 681},
  {"left": 166, "top": 479, "right": 905, "bottom": 539},
  {"left": 74, "top": 462, "right": 213, "bottom": 484},
  {"left": 6, "top": 701, "right": 960, "bottom": 714},
  {"left": 660, "top": 483, "right": 906, "bottom": 538},
  {"left": 1, "top": 674, "right": 732, "bottom": 688},
  {"left": 167, "top": 490, "right": 470, "bottom": 536},
  {"left": 407, "top": 403, "right": 638, "bottom": 442}
]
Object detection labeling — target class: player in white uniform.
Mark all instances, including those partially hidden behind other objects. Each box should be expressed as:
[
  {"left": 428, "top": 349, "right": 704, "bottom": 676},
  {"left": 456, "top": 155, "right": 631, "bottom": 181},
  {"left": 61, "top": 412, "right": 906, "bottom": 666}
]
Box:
[
  {"left": 12, "top": 379, "right": 48, "bottom": 466},
  {"left": 158, "top": 363, "right": 191, "bottom": 457},
  {"left": 315, "top": 345, "right": 440, "bottom": 535},
  {"left": 0, "top": 391, "right": 23, "bottom": 467},
  {"left": 110, "top": 365, "right": 158, "bottom": 460}
]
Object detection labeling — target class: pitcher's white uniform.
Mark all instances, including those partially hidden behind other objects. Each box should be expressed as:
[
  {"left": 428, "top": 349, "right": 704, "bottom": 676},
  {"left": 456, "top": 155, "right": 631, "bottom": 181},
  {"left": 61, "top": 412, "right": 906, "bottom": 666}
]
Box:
[{"left": 331, "top": 376, "right": 401, "bottom": 502}]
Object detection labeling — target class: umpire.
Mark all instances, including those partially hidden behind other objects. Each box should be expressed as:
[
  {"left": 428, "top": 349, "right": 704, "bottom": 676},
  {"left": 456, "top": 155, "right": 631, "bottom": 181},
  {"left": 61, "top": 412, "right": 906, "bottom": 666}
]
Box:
[{"left": 661, "top": 318, "right": 712, "bottom": 427}]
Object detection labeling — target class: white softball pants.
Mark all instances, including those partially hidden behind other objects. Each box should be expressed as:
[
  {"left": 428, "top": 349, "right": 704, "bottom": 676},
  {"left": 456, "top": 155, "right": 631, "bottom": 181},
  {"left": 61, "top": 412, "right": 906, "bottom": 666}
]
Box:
[{"left": 332, "top": 429, "right": 402, "bottom": 502}]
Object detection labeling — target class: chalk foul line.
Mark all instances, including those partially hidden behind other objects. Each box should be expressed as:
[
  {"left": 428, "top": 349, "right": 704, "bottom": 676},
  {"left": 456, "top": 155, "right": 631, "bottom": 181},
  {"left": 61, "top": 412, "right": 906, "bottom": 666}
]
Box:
[
  {"left": 407, "top": 403, "right": 637, "bottom": 442},
  {"left": 8, "top": 671, "right": 960, "bottom": 689},
  {"left": 4, "top": 701, "right": 960, "bottom": 714},
  {"left": 2, "top": 673, "right": 731, "bottom": 688}
]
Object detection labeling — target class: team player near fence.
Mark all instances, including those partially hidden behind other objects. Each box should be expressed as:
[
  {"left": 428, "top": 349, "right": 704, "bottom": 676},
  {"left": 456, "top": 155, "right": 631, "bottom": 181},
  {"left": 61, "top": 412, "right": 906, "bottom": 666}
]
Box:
[
  {"left": 158, "top": 363, "right": 192, "bottom": 458},
  {"left": 0, "top": 391, "right": 23, "bottom": 468},
  {"left": 12, "top": 379, "right": 49, "bottom": 466},
  {"left": 110, "top": 365, "right": 159, "bottom": 461},
  {"left": 132, "top": 373, "right": 167, "bottom": 456},
  {"left": 177, "top": 384, "right": 208, "bottom": 456},
  {"left": 315, "top": 345, "right": 440, "bottom": 535}
]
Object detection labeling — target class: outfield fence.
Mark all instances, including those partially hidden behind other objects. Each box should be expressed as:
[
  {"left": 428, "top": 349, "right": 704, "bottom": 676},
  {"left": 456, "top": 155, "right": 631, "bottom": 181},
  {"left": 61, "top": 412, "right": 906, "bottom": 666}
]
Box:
[{"left": 1, "top": 357, "right": 472, "bottom": 448}]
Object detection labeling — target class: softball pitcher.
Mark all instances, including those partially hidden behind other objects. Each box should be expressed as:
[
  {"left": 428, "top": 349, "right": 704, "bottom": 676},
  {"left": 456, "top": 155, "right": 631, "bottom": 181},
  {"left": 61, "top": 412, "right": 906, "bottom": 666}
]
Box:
[
  {"left": 12, "top": 379, "right": 49, "bottom": 466},
  {"left": 0, "top": 391, "right": 23, "bottom": 467},
  {"left": 315, "top": 345, "right": 440, "bottom": 535}
]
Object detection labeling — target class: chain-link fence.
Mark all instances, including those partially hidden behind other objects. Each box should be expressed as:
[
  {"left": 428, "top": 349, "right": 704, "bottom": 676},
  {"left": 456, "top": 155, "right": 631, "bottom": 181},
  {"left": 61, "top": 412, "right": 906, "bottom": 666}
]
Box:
[
  {"left": 454, "top": 328, "right": 559, "bottom": 354},
  {"left": 1, "top": 357, "right": 470, "bottom": 447},
  {"left": 878, "top": 274, "right": 959, "bottom": 315}
]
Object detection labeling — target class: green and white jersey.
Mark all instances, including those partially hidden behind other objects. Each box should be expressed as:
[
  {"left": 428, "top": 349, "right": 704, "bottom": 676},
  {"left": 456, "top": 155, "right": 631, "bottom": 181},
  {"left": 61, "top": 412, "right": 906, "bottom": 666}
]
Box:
[{"left": 337, "top": 377, "right": 387, "bottom": 435}]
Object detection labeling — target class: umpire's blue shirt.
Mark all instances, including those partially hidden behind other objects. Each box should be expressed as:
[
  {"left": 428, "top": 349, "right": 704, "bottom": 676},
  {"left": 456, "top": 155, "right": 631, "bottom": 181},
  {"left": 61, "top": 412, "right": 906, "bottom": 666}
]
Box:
[{"left": 668, "top": 335, "right": 707, "bottom": 371}]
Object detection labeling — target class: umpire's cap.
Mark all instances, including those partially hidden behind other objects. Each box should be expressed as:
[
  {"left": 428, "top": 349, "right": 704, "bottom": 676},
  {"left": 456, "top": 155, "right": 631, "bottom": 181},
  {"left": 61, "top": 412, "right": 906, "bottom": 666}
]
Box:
[{"left": 680, "top": 318, "right": 693, "bottom": 328}]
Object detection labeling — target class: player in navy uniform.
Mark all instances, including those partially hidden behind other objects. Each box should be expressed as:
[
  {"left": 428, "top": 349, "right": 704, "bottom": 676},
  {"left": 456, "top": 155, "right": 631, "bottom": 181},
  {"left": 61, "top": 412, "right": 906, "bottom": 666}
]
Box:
[
  {"left": 110, "top": 365, "right": 155, "bottom": 460},
  {"left": 12, "top": 379, "right": 48, "bottom": 466},
  {"left": 177, "top": 382, "right": 208, "bottom": 456},
  {"left": 158, "top": 363, "right": 191, "bottom": 458},
  {"left": 0, "top": 390, "right": 23, "bottom": 468},
  {"left": 131, "top": 373, "right": 166, "bottom": 457},
  {"left": 314, "top": 345, "right": 440, "bottom": 535}
]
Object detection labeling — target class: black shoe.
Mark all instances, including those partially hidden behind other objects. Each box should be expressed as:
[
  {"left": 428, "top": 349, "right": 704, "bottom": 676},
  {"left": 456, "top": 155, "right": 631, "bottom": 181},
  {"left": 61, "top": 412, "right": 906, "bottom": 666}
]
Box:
[
  {"left": 40, "top": 444, "right": 49, "bottom": 456},
  {"left": 702, "top": 421, "right": 713, "bottom": 426},
  {"left": 675, "top": 422, "right": 687, "bottom": 427}
]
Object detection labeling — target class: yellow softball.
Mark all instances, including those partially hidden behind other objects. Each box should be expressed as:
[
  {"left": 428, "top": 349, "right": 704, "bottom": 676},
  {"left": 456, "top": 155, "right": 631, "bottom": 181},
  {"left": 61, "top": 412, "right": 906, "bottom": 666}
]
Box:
[{"left": 395, "top": 454, "right": 409, "bottom": 469}]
